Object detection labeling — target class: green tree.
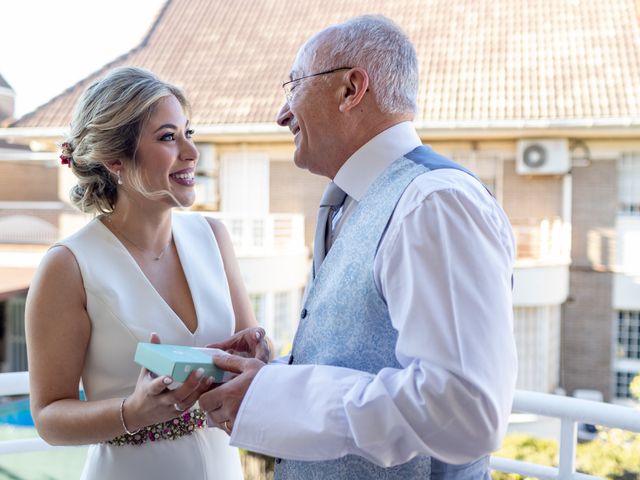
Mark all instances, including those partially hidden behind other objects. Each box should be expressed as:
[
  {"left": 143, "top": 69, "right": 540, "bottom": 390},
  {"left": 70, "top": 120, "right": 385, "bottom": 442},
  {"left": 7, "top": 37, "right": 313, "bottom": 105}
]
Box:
[
  {"left": 492, "top": 432, "right": 640, "bottom": 479},
  {"left": 630, "top": 374, "right": 640, "bottom": 402}
]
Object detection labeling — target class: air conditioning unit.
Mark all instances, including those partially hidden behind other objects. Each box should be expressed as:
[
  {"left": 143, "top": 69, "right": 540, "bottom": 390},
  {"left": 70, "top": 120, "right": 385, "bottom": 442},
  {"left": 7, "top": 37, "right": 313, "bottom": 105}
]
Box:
[{"left": 516, "top": 139, "right": 570, "bottom": 175}]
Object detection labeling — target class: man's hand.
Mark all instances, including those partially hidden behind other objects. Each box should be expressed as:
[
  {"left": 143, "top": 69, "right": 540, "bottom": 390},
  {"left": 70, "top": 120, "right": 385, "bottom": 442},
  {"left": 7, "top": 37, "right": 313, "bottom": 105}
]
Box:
[
  {"left": 207, "top": 327, "right": 270, "bottom": 363},
  {"left": 199, "top": 353, "right": 265, "bottom": 434}
]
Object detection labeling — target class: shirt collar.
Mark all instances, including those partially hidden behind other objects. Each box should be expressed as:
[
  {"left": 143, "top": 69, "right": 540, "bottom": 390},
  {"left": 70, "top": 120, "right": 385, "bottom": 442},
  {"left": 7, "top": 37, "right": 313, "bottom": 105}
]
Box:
[{"left": 333, "top": 121, "right": 422, "bottom": 201}]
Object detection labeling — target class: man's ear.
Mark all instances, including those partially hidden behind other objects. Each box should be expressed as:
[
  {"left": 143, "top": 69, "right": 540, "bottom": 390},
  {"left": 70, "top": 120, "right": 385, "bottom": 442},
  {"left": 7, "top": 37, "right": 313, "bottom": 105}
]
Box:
[{"left": 339, "top": 68, "right": 369, "bottom": 113}]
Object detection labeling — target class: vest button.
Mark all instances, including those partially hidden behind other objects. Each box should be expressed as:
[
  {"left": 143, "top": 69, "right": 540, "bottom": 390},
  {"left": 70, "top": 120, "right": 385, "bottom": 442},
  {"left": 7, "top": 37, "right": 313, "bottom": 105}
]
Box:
[{"left": 300, "top": 308, "right": 308, "bottom": 319}]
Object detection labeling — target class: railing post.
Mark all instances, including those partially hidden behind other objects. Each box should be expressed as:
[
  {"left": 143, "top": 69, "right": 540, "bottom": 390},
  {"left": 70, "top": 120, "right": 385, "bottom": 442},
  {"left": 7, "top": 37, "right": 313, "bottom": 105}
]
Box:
[
  {"left": 558, "top": 418, "right": 577, "bottom": 479},
  {"left": 265, "top": 215, "right": 274, "bottom": 250}
]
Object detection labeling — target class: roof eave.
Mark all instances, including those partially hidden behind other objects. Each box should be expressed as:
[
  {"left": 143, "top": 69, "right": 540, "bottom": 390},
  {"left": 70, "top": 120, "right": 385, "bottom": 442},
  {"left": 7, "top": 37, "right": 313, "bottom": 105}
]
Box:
[
  {"left": 413, "top": 118, "right": 640, "bottom": 140},
  {"left": 1, "top": 118, "right": 639, "bottom": 146}
]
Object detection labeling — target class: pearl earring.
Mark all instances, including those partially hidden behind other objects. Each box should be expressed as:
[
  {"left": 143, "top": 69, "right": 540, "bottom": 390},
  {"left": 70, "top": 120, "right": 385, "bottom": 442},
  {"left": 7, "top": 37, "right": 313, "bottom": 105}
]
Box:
[{"left": 117, "top": 171, "right": 123, "bottom": 185}]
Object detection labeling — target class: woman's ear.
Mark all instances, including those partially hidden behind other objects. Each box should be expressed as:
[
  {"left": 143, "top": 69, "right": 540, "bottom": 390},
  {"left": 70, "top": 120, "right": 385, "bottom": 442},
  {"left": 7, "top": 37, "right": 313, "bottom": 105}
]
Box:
[
  {"left": 104, "top": 159, "right": 123, "bottom": 176},
  {"left": 339, "top": 68, "right": 369, "bottom": 113}
]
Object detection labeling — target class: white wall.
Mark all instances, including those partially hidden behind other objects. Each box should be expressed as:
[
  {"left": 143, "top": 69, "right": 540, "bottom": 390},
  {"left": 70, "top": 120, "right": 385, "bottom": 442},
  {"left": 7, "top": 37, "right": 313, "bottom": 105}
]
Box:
[
  {"left": 512, "top": 264, "right": 569, "bottom": 306},
  {"left": 613, "top": 216, "right": 640, "bottom": 309}
]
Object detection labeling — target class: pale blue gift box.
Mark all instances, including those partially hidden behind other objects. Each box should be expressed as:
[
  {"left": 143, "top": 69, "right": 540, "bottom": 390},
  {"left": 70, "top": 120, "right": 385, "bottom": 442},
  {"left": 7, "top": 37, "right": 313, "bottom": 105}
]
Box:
[{"left": 134, "top": 343, "right": 227, "bottom": 383}]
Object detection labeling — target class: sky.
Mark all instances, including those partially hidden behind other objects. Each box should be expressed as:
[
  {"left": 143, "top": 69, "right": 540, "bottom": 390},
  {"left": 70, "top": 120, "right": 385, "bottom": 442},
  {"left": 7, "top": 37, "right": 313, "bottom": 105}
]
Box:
[{"left": 0, "top": 0, "right": 166, "bottom": 119}]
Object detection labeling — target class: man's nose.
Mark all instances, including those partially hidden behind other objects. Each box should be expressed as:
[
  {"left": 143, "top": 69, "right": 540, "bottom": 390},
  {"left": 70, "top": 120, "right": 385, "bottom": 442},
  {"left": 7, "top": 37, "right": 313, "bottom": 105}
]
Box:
[{"left": 276, "top": 102, "right": 293, "bottom": 127}]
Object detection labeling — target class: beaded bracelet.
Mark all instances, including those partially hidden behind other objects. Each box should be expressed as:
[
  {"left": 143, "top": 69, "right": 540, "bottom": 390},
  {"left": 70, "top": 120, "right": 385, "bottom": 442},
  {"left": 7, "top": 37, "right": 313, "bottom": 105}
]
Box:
[{"left": 119, "top": 397, "right": 141, "bottom": 436}]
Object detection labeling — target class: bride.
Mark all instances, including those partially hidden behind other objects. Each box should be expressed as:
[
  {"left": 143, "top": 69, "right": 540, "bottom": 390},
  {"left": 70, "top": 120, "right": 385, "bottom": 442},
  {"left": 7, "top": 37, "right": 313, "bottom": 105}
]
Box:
[{"left": 25, "top": 66, "right": 268, "bottom": 479}]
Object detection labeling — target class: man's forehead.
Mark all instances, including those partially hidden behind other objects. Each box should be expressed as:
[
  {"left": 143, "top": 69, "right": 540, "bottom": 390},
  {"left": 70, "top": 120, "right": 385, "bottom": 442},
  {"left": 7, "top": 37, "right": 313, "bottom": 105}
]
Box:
[
  {"left": 290, "top": 45, "right": 312, "bottom": 78},
  {"left": 290, "top": 29, "right": 335, "bottom": 78}
]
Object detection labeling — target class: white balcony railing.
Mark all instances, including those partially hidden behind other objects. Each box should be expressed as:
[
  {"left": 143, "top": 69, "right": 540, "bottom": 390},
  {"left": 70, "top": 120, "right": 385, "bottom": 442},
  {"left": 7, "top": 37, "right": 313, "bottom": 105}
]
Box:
[
  {"left": 1, "top": 371, "right": 639, "bottom": 478},
  {"left": 0, "top": 205, "right": 306, "bottom": 257},
  {"left": 203, "top": 212, "right": 305, "bottom": 255},
  {"left": 512, "top": 217, "right": 571, "bottom": 264},
  {"left": 492, "top": 390, "right": 640, "bottom": 479}
]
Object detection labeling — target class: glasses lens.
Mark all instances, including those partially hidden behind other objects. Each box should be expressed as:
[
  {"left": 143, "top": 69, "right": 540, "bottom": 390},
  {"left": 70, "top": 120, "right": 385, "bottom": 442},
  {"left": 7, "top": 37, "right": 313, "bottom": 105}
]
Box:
[{"left": 283, "top": 81, "right": 295, "bottom": 101}]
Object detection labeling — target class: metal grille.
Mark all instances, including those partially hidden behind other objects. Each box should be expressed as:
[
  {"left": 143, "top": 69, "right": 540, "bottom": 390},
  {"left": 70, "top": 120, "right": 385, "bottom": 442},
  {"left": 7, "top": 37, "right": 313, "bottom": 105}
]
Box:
[
  {"left": 4, "top": 296, "right": 28, "bottom": 372},
  {"left": 513, "top": 305, "right": 561, "bottom": 392}
]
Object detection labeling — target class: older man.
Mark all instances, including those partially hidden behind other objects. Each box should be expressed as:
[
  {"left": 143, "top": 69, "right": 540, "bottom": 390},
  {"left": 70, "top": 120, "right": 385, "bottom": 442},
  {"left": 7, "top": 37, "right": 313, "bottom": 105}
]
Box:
[{"left": 201, "top": 15, "right": 517, "bottom": 479}]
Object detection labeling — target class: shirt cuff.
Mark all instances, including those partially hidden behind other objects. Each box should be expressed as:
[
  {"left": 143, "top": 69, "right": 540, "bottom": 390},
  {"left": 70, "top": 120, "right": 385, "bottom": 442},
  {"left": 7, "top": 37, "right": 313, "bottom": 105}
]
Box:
[{"left": 229, "top": 363, "right": 358, "bottom": 461}]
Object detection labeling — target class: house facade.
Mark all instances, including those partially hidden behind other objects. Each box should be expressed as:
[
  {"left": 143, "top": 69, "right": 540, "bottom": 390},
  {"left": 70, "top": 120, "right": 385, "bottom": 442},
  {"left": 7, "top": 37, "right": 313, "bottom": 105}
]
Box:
[{"left": 1, "top": 0, "right": 639, "bottom": 401}]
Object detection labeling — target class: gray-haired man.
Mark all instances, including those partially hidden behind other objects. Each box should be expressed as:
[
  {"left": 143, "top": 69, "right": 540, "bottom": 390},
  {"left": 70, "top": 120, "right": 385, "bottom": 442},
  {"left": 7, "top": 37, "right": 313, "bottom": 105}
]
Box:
[{"left": 201, "top": 15, "right": 517, "bottom": 479}]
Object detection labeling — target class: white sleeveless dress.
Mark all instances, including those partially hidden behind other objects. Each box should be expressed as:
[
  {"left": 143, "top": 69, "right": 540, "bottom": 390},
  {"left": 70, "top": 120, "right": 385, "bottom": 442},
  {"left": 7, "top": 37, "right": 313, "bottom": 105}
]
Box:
[{"left": 58, "top": 212, "right": 244, "bottom": 480}]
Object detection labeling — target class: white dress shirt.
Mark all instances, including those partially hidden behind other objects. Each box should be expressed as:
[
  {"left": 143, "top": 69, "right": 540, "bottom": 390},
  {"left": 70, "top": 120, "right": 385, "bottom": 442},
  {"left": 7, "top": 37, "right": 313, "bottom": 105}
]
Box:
[{"left": 231, "top": 122, "right": 517, "bottom": 466}]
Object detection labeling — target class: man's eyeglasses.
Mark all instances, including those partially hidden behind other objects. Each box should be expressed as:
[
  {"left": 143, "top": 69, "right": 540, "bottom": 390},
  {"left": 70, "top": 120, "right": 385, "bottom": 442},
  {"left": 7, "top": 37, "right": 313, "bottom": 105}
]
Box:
[{"left": 281, "top": 67, "right": 352, "bottom": 102}]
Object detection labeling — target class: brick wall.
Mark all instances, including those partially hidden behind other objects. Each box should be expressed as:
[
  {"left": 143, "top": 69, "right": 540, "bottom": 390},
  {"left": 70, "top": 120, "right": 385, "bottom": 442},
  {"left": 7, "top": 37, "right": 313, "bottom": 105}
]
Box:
[
  {"left": 561, "top": 159, "right": 618, "bottom": 400},
  {"left": 570, "top": 160, "right": 618, "bottom": 267},
  {"left": 0, "top": 162, "right": 58, "bottom": 201},
  {"left": 502, "top": 159, "right": 564, "bottom": 222},
  {"left": 561, "top": 270, "right": 613, "bottom": 399}
]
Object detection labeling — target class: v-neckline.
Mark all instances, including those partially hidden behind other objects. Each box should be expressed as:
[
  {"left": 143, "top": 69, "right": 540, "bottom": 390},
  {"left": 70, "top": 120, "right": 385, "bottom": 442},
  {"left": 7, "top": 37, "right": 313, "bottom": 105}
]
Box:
[{"left": 96, "top": 215, "right": 200, "bottom": 337}]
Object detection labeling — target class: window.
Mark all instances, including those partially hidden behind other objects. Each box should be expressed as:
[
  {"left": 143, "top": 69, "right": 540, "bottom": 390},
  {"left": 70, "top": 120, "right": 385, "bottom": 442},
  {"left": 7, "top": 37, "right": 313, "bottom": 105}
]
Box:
[
  {"left": 618, "top": 153, "right": 640, "bottom": 215},
  {"left": 251, "top": 219, "right": 265, "bottom": 249},
  {"left": 614, "top": 311, "right": 640, "bottom": 399},
  {"left": 615, "top": 370, "right": 639, "bottom": 399},
  {"left": 228, "top": 218, "right": 244, "bottom": 247},
  {"left": 617, "top": 311, "right": 640, "bottom": 360},
  {"left": 248, "top": 290, "right": 301, "bottom": 356},
  {"left": 272, "top": 291, "right": 294, "bottom": 350},
  {"left": 272, "top": 290, "right": 303, "bottom": 355},
  {"left": 249, "top": 293, "right": 266, "bottom": 328},
  {"left": 220, "top": 152, "right": 269, "bottom": 214}
]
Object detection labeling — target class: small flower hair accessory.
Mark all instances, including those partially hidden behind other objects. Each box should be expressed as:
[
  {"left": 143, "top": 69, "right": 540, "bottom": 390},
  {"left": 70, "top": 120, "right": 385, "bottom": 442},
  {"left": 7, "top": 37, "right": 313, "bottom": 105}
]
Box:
[{"left": 59, "top": 142, "right": 73, "bottom": 167}]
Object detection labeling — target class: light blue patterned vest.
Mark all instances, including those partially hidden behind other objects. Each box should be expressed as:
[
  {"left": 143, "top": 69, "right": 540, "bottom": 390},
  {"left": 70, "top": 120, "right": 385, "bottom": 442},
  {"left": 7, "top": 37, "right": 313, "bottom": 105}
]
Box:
[{"left": 276, "top": 145, "right": 491, "bottom": 480}]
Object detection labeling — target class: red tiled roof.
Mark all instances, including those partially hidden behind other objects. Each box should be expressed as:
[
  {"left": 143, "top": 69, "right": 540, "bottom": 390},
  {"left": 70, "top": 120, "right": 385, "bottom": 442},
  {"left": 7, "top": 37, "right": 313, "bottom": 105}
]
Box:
[{"left": 12, "top": 0, "right": 640, "bottom": 128}]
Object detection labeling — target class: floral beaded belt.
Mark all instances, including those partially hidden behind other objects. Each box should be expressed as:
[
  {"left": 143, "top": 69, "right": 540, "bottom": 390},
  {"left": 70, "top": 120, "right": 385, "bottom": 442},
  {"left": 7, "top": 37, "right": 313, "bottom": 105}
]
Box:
[{"left": 107, "top": 409, "right": 207, "bottom": 446}]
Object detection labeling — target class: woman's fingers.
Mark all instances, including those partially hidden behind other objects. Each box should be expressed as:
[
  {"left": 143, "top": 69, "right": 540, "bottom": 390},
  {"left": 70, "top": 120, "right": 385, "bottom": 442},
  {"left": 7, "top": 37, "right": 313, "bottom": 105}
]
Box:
[
  {"left": 177, "top": 375, "right": 215, "bottom": 411},
  {"left": 147, "top": 373, "right": 174, "bottom": 396},
  {"left": 170, "top": 368, "right": 206, "bottom": 406},
  {"left": 208, "top": 327, "right": 268, "bottom": 359},
  {"left": 254, "top": 340, "right": 270, "bottom": 363}
]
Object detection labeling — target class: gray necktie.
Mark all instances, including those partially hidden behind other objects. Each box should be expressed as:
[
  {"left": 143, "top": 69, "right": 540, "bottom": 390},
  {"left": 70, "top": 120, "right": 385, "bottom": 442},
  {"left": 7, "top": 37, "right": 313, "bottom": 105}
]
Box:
[{"left": 313, "top": 181, "right": 347, "bottom": 277}]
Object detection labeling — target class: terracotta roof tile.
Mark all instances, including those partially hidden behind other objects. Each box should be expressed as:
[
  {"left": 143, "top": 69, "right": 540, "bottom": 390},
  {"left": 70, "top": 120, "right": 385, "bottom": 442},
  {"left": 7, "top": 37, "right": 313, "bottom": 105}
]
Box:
[{"left": 12, "top": 0, "right": 640, "bottom": 128}]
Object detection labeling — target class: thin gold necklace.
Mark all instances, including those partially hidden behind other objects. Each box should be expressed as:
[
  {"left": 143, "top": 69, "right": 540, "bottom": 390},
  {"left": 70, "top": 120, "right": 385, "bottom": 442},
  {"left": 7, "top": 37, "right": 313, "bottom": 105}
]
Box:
[{"left": 105, "top": 217, "right": 173, "bottom": 261}]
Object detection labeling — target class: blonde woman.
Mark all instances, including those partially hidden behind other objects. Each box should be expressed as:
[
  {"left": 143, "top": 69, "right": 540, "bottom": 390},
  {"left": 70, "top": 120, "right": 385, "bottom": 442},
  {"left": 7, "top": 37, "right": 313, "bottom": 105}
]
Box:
[{"left": 26, "top": 66, "right": 265, "bottom": 479}]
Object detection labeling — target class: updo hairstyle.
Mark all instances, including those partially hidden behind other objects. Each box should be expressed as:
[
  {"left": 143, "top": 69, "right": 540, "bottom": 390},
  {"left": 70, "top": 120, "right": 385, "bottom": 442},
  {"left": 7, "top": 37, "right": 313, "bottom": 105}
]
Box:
[{"left": 63, "top": 66, "right": 189, "bottom": 214}]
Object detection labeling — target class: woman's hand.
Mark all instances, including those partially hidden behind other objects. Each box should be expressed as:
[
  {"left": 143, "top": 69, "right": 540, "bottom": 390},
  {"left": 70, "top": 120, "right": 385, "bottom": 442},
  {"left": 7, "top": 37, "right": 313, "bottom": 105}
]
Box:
[
  {"left": 207, "top": 327, "right": 271, "bottom": 363},
  {"left": 122, "top": 333, "right": 215, "bottom": 432}
]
